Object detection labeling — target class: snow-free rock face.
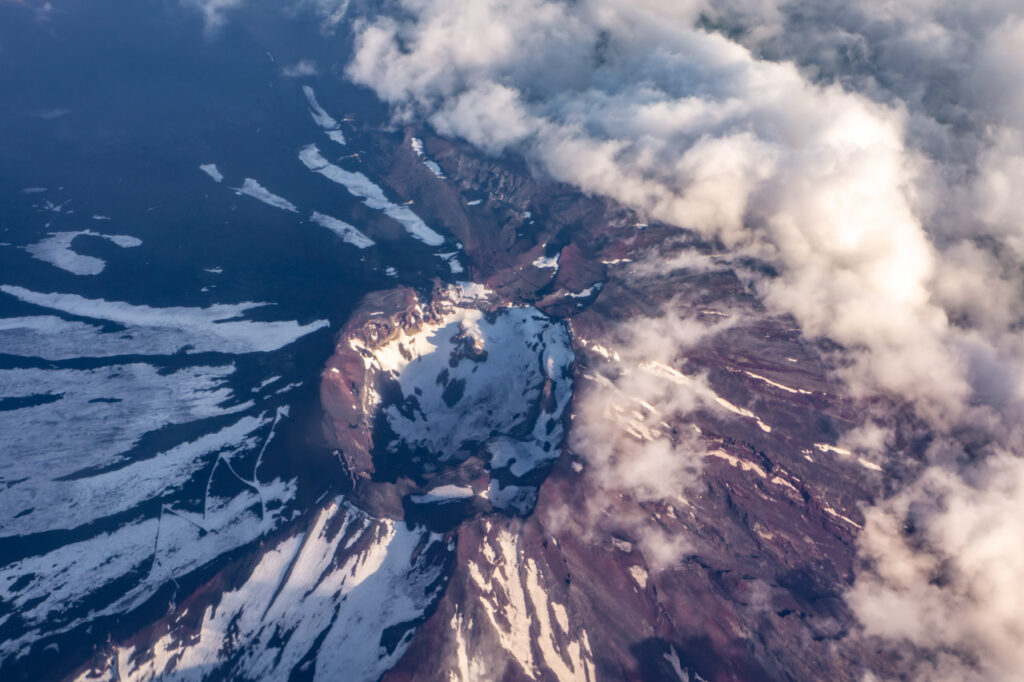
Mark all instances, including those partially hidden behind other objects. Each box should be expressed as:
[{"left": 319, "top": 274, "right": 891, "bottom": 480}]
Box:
[{"left": 321, "top": 283, "right": 574, "bottom": 520}]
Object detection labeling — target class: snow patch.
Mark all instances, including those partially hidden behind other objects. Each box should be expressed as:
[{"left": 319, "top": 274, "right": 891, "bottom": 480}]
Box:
[
  {"left": 579, "top": 339, "right": 620, "bottom": 363},
  {"left": 707, "top": 449, "right": 766, "bottom": 478},
  {"left": 638, "top": 363, "right": 771, "bottom": 433},
  {"left": 0, "top": 286, "right": 329, "bottom": 356},
  {"left": 858, "top": 458, "right": 883, "bottom": 472},
  {"left": 2, "top": 465, "right": 296, "bottom": 664},
  {"left": 410, "top": 137, "right": 445, "bottom": 178},
  {"left": 455, "top": 282, "right": 493, "bottom": 301},
  {"left": 410, "top": 484, "right": 476, "bottom": 504},
  {"left": 814, "top": 442, "right": 853, "bottom": 457},
  {"left": 1, "top": 410, "right": 270, "bottom": 537},
  {"left": 199, "top": 163, "right": 223, "bottom": 182},
  {"left": 532, "top": 253, "right": 560, "bottom": 270},
  {"left": 235, "top": 178, "right": 298, "bottom": 212},
  {"left": 299, "top": 144, "right": 443, "bottom": 245},
  {"left": 741, "top": 369, "right": 813, "bottom": 395},
  {"left": 351, "top": 301, "right": 573, "bottom": 480},
  {"left": 566, "top": 283, "right": 602, "bottom": 299},
  {"left": 822, "top": 504, "right": 863, "bottom": 529},
  {"left": 714, "top": 395, "right": 773, "bottom": 433},
  {"left": 96, "top": 502, "right": 447, "bottom": 682},
  {"left": 437, "top": 251, "right": 464, "bottom": 274},
  {"left": 311, "top": 211, "right": 375, "bottom": 248},
  {"left": 630, "top": 565, "right": 649, "bottom": 589},
  {"left": 302, "top": 85, "right": 346, "bottom": 144},
  {"left": 25, "top": 230, "right": 141, "bottom": 275},
  {"left": 461, "top": 528, "right": 596, "bottom": 681}
]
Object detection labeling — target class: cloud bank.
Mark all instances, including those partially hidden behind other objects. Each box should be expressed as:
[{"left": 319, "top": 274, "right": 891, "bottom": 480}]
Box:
[
  {"left": 347, "top": 0, "right": 963, "bottom": 412},
  {"left": 345, "top": 0, "right": 1024, "bottom": 678}
]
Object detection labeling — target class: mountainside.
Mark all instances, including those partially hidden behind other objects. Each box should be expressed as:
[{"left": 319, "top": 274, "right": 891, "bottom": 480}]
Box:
[
  {"left": 64, "top": 128, "right": 914, "bottom": 682},
  {"left": 5, "top": 1, "right": 1023, "bottom": 680}
]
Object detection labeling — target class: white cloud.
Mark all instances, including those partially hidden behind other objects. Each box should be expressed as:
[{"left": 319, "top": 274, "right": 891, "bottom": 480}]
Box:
[
  {"left": 849, "top": 450, "right": 1024, "bottom": 681},
  {"left": 345, "top": 0, "right": 1024, "bottom": 675},
  {"left": 346, "top": 0, "right": 972, "bottom": 413}
]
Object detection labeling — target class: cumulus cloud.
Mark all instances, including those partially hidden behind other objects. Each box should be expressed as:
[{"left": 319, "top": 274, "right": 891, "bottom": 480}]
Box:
[
  {"left": 344, "top": 0, "right": 1024, "bottom": 676},
  {"left": 849, "top": 450, "right": 1024, "bottom": 681},
  {"left": 346, "top": 0, "right": 975, "bottom": 413}
]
